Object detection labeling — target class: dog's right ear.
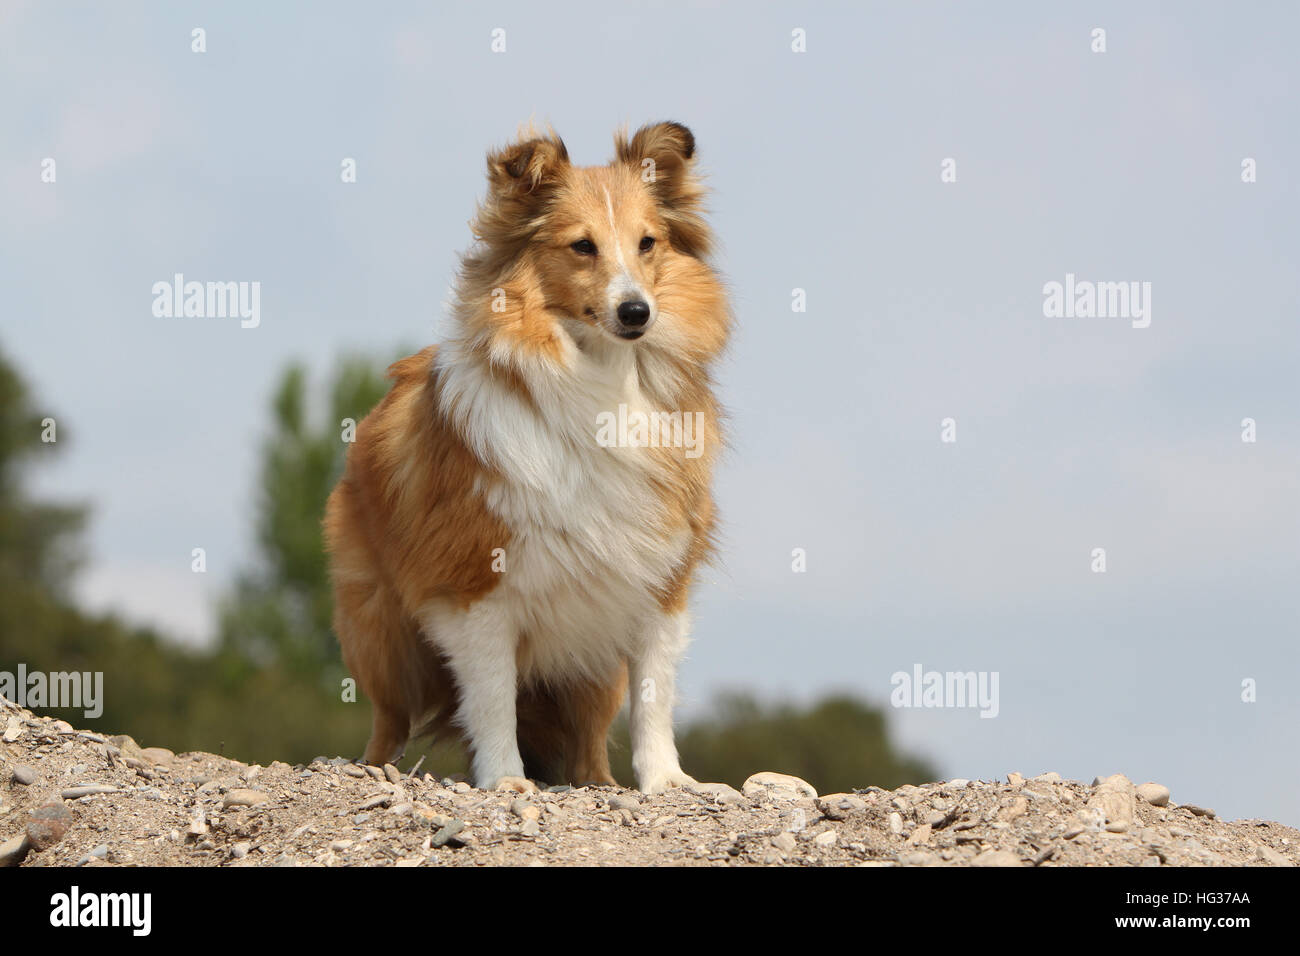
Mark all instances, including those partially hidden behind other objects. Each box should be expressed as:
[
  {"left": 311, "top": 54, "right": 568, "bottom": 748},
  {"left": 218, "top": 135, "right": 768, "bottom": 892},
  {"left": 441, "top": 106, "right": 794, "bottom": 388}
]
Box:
[{"left": 486, "top": 133, "right": 570, "bottom": 199}]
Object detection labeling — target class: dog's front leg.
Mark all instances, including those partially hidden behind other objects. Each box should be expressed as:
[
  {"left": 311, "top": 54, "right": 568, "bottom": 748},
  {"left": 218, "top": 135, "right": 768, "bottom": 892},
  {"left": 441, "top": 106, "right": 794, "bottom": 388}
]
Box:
[
  {"left": 629, "top": 610, "right": 697, "bottom": 795},
  {"left": 421, "top": 599, "right": 533, "bottom": 792}
]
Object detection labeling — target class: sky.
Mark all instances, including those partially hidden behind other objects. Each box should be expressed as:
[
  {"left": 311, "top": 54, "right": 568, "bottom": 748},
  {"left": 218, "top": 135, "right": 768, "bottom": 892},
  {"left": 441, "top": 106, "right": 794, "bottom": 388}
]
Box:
[{"left": 1, "top": 1, "right": 1297, "bottom": 824}]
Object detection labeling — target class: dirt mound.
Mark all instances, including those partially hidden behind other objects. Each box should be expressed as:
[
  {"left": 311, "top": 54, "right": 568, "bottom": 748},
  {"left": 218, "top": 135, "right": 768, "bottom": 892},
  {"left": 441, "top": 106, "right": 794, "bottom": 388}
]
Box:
[{"left": 2, "top": 697, "right": 1295, "bottom": 867}]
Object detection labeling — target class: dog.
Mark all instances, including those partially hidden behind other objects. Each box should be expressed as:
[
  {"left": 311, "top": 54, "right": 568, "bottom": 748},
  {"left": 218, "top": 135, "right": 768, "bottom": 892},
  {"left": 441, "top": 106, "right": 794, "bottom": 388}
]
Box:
[{"left": 323, "top": 121, "right": 730, "bottom": 793}]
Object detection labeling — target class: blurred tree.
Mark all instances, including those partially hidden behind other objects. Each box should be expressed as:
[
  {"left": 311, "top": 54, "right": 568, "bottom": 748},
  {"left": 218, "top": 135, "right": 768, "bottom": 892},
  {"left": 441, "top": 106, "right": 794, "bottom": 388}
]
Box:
[{"left": 215, "top": 356, "right": 394, "bottom": 682}]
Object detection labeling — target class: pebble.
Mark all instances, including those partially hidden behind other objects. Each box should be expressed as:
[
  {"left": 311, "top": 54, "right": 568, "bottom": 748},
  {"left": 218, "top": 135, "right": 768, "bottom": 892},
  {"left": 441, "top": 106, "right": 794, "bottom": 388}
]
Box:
[
  {"left": 1031, "top": 772, "right": 1062, "bottom": 784},
  {"left": 26, "top": 800, "right": 73, "bottom": 850},
  {"left": 742, "top": 771, "right": 818, "bottom": 802},
  {"left": 1184, "top": 804, "right": 1216, "bottom": 819},
  {"left": 945, "top": 779, "right": 970, "bottom": 790},
  {"left": 0, "top": 834, "right": 30, "bottom": 867},
  {"left": 813, "top": 829, "right": 838, "bottom": 847},
  {"left": 1087, "top": 774, "right": 1136, "bottom": 829},
  {"left": 330, "top": 839, "right": 353, "bottom": 852},
  {"left": 11, "top": 765, "right": 37, "bottom": 786},
  {"left": 1256, "top": 845, "right": 1290, "bottom": 866},
  {"left": 687, "top": 782, "right": 746, "bottom": 805},
  {"left": 972, "top": 849, "right": 1023, "bottom": 867},
  {"left": 1006, "top": 772, "right": 1025, "bottom": 787},
  {"left": 141, "top": 747, "right": 175, "bottom": 766},
  {"left": 924, "top": 810, "right": 947, "bottom": 826},
  {"left": 222, "top": 789, "right": 271, "bottom": 809},
  {"left": 608, "top": 793, "right": 642, "bottom": 813},
  {"left": 887, "top": 812, "right": 904, "bottom": 835},
  {"left": 3, "top": 716, "right": 22, "bottom": 742},
  {"left": 771, "top": 832, "right": 796, "bottom": 854},
  {"left": 343, "top": 764, "right": 367, "bottom": 778},
  {"left": 383, "top": 763, "right": 402, "bottom": 784},
  {"left": 519, "top": 819, "right": 541, "bottom": 837},
  {"left": 1136, "top": 783, "right": 1170, "bottom": 807},
  {"left": 231, "top": 841, "right": 251, "bottom": 859},
  {"left": 907, "top": 824, "right": 932, "bottom": 845},
  {"left": 431, "top": 820, "right": 466, "bottom": 848},
  {"left": 78, "top": 844, "right": 109, "bottom": 865}
]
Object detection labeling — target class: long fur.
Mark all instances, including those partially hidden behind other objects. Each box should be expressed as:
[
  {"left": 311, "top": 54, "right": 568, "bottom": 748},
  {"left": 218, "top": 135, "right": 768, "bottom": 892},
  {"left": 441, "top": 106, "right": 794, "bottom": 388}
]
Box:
[{"left": 324, "top": 122, "right": 731, "bottom": 791}]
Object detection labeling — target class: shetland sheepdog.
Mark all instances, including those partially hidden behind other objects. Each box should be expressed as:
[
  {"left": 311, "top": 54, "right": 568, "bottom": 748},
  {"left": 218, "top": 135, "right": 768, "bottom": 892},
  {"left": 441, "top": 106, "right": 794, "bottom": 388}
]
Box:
[{"left": 324, "top": 122, "right": 730, "bottom": 793}]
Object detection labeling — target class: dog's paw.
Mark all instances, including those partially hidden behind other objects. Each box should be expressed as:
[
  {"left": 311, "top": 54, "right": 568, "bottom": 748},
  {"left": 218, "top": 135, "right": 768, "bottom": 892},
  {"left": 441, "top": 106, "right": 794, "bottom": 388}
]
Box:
[
  {"left": 637, "top": 769, "right": 697, "bottom": 796},
  {"left": 491, "top": 775, "right": 539, "bottom": 794}
]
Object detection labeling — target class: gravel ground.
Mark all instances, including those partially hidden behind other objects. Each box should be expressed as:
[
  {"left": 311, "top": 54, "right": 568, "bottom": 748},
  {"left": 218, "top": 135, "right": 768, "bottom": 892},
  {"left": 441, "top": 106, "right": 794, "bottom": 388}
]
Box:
[{"left": 2, "top": 696, "right": 1296, "bottom": 867}]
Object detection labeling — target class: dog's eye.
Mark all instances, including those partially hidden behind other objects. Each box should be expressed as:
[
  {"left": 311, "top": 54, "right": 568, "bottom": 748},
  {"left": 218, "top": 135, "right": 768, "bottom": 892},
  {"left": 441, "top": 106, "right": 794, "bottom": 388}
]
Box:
[
  {"left": 571, "top": 239, "right": 597, "bottom": 256},
  {"left": 639, "top": 236, "right": 655, "bottom": 252}
]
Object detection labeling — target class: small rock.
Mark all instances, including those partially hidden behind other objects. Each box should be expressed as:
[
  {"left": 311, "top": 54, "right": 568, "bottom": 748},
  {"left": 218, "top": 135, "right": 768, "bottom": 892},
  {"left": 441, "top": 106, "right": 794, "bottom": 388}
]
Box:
[
  {"left": 330, "top": 839, "right": 353, "bottom": 852},
  {"left": 1183, "top": 804, "right": 1216, "bottom": 819},
  {"left": 998, "top": 797, "right": 1029, "bottom": 822},
  {"left": 343, "top": 764, "right": 366, "bottom": 778},
  {"left": 907, "top": 824, "right": 933, "bottom": 845},
  {"left": 1256, "top": 845, "right": 1291, "bottom": 866},
  {"left": 78, "top": 844, "right": 109, "bottom": 865},
  {"left": 972, "top": 849, "right": 1023, "bottom": 867},
  {"left": 231, "top": 841, "right": 251, "bottom": 859},
  {"left": 609, "top": 793, "right": 641, "bottom": 813},
  {"left": 0, "top": 834, "right": 30, "bottom": 867},
  {"left": 686, "top": 782, "right": 746, "bottom": 805},
  {"left": 519, "top": 819, "right": 541, "bottom": 837},
  {"left": 141, "top": 747, "right": 175, "bottom": 766},
  {"left": 383, "top": 763, "right": 402, "bottom": 784},
  {"left": 1006, "top": 772, "right": 1025, "bottom": 787},
  {"left": 3, "top": 716, "right": 23, "bottom": 742},
  {"left": 742, "top": 771, "right": 817, "bottom": 802},
  {"left": 887, "top": 812, "right": 904, "bottom": 835},
  {"left": 945, "top": 779, "right": 970, "bottom": 790},
  {"left": 26, "top": 800, "right": 73, "bottom": 850},
  {"left": 1136, "top": 782, "right": 1171, "bottom": 807},
  {"left": 61, "top": 785, "right": 118, "bottom": 799},
  {"left": 924, "top": 810, "right": 947, "bottom": 826},
  {"left": 431, "top": 820, "right": 466, "bottom": 848},
  {"left": 813, "top": 829, "right": 838, "bottom": 848},
  {"left": 1032, "top": 772, "right": 1062, "bottom": 784},
  {"left": 771, "top": 832, "right": 797, "bottom": 854},
  {"left": 1087, "top": 774, "right": 1136, "bottom": 830},
  {"left": 11, "top": 765, "right": 37, "bottom": 786},
  {"left": 222, "top": 789, "right": 270, "bottom": 809}
]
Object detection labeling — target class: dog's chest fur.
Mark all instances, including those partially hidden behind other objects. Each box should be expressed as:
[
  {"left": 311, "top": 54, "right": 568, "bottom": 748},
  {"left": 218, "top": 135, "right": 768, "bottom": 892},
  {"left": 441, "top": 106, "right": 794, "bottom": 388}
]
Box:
[{"left": 437, "top": 342, "right": 692, "bottom": 681}]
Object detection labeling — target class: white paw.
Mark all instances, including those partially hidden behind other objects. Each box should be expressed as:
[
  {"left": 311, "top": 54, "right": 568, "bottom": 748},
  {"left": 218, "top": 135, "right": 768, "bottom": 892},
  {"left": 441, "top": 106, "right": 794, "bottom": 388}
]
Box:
[{"left": 637, "top": 768, "right": 697, "bottom": 796}]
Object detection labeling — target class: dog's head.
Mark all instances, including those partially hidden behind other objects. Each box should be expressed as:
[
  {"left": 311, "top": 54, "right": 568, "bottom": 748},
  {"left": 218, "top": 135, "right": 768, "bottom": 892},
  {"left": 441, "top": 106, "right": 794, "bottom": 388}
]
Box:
[{"left": 471, "top": 122, "right": 723, "bottom": 356}]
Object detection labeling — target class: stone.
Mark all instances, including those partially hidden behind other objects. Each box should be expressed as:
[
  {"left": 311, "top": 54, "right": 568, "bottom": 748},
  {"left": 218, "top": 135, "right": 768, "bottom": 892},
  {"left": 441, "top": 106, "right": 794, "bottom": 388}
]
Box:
[
  {"left": 383, "top": 763, "right": 402, "bottom": 784},
  {"left": 222, "top": 789, "right": 271, "bottom": 809},
  {"left": 431, "top": 820, "right": 466, "bottom": 848},
  {"left": 771, "top": 832, "right": 796, "bottom": 854},
  {"left": 908, "top": 824, "right": 933, "bottom": 845},
  {"left": 1031, "top": 772, "right": 1062, "bottom": 784},
  {"left": 61, "top": 785, "right": 118, "bottom": 799},
  {"left": 887, "top": 812, "right": 904, "bottom": 835},
  {"left": 687, "top": 782, "right": 747, "bottom": 805},
  {"left": 1087, "top": 774, "right": 1136, "bottom": 830},
  {"left": 141, "top": 747, "right": 175, "bottom": 766},
  {"left": 972, "top": 849, "right": 1023, "bottom": 867},
  {"left": 1006, "top": 772, "right": 1024, "bottom": 787},
  {"left": 813, "top": 829, "right": 838, "bottom": 847},
  {"left": 231, "top": 841, "right": 251, "bottom": 859},
  {"left": 0, "top": 834, "right": 30, "bottom": 867},
  {"left": 11, "top": 765, "right": 36, "bottom": 786},
  {"left": 3, "top": 716, "right": 23, "bottom": 742},
  {"left": 1256, "top": 845, "right": 1290, "bottom": 866},
  {"left": 26, "top": 800, "right": 73, "bottom": 850},
  {"left": 608, "top": 793, "right": 641, "bottom": 813},
  {"left": 1136, "top": 783, "right": 1170, "bottom": 807},
  {"left": 519, "top": 819, "right": 541, "bottom": 837},
  {"left": 742, "top": 772, "right": 817, "bottom": 802}
]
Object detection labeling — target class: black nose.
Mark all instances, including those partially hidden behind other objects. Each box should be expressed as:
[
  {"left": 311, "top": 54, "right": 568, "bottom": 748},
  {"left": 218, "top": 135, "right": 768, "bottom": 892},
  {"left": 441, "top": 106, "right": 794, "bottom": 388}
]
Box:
[{"left": 617, "top": 300, "right": 651, "bottom": 327}]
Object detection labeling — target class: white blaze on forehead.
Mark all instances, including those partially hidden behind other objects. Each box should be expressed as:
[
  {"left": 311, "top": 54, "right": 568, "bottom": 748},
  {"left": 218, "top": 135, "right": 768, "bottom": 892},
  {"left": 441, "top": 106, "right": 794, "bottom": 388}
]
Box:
[{"left": 602, "top": 186, "right": 630, "bottom": 272}]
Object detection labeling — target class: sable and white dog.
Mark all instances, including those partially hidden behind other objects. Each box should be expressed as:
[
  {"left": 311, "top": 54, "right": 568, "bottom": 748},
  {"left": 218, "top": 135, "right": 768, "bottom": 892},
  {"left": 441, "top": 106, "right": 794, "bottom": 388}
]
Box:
[{"left": 324, "top": 122, "right": 730, "bottom": 793}]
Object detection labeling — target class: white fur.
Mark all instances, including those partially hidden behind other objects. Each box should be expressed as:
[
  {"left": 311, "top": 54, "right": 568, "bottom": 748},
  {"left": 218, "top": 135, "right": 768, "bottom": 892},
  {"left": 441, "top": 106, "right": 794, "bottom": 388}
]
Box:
[{"left": 425, "top": 322, "right": 696, "bottom": 791}]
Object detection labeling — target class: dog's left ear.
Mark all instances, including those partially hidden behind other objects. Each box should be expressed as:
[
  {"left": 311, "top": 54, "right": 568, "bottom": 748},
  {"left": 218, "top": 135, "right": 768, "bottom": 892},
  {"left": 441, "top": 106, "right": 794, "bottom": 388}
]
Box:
[{"left": 616, "top": 121, "right": 710, "bottom": 258}]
